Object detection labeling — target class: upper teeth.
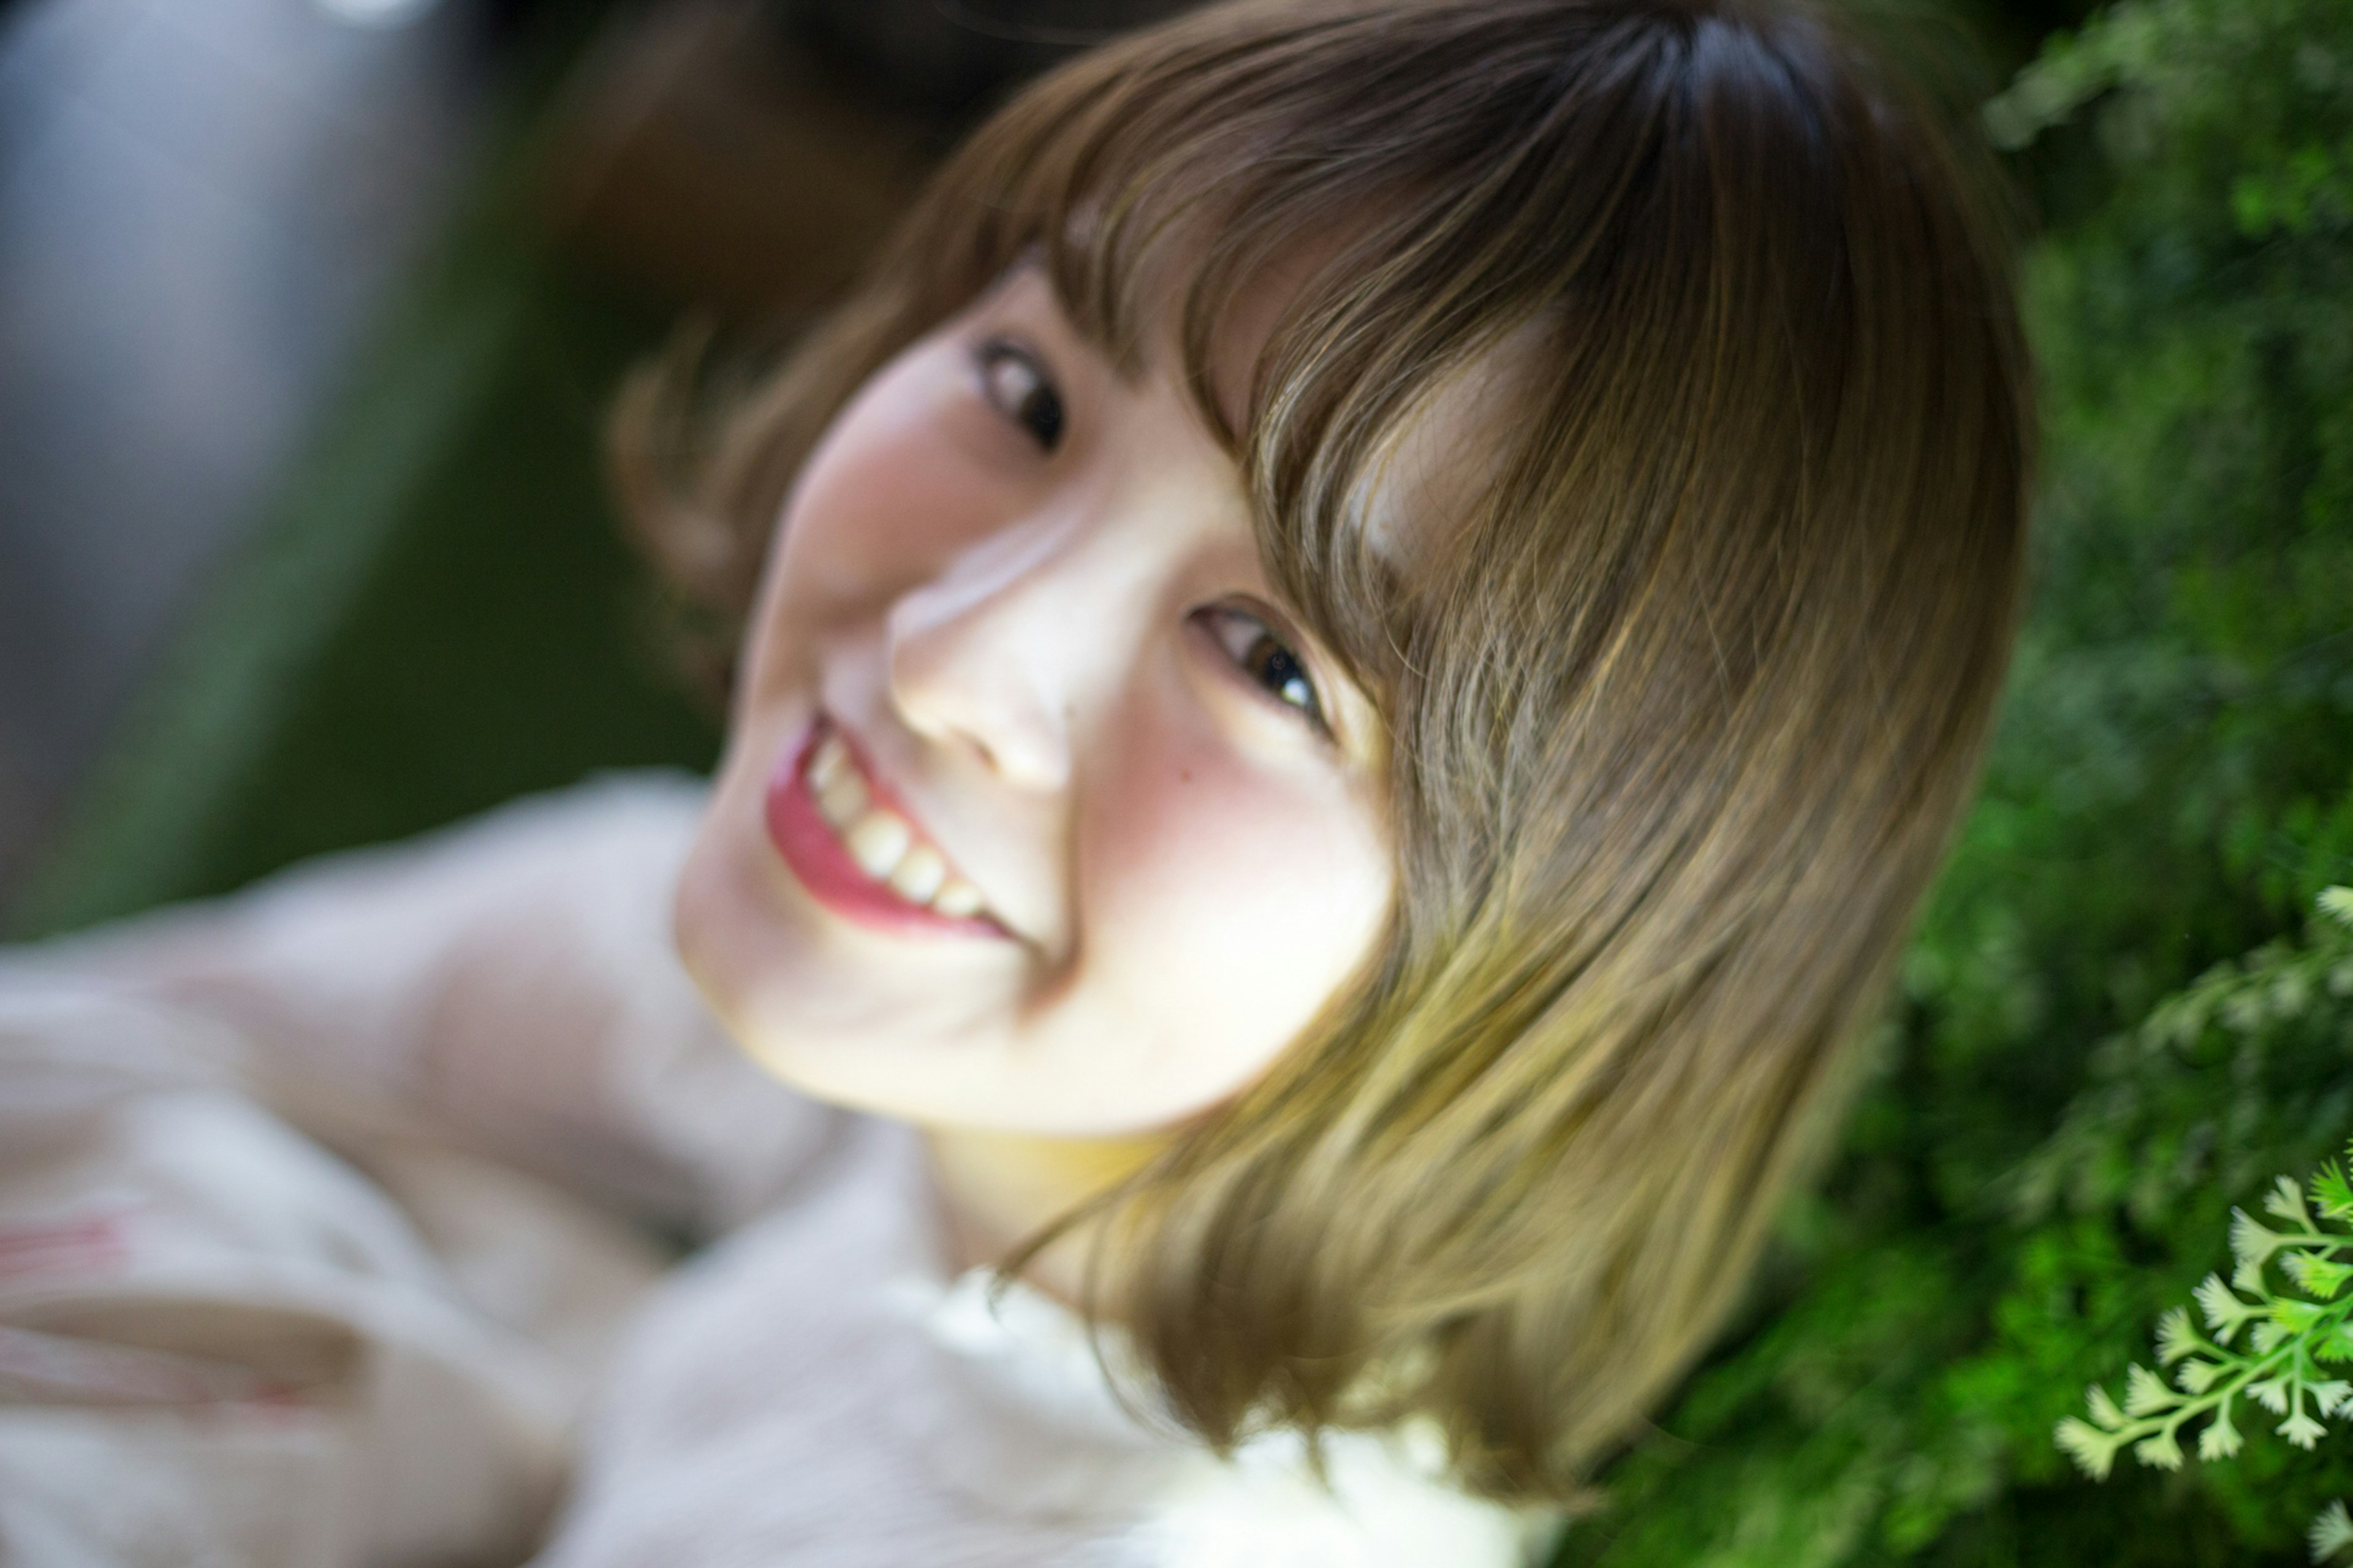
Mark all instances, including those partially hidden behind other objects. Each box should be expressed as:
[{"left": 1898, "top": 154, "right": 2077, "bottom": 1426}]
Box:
[{"left": 808, "top": 732, "right": 988, "bottom": 920}]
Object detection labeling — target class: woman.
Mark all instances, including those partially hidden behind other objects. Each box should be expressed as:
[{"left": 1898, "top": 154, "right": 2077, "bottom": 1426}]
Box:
[{"left": 0, "top": 1, "right": 2028, "bottom": 1562}]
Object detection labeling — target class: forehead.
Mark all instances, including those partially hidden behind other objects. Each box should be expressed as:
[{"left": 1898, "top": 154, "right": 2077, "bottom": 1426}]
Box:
[
  {"left": 1344, "top": 328, "right": 1542, "bottom": 569},
  {"left": 1029, "top": 233, "right": 1542, "bottom": 575}
]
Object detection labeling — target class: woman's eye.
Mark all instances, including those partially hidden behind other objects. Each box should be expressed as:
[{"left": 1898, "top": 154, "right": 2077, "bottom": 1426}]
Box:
[
  {"left": 977, "top": 339, "right": 1065, "bottom": 453},
  {"left": 1197, "top": 607, "right": 1328, "bottom": 735}
]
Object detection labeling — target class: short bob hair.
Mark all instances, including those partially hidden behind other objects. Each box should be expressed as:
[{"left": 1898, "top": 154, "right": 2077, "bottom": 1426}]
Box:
[{"left": 615, "top": 0, "right": 2030, "bottom": 1505}]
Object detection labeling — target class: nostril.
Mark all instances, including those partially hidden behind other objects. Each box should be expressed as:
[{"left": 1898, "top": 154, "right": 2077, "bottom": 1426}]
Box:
[
  {"left": 879, "top": 537, "right": 1085, "bottom": 792},
  {"left": 885, "top": 641, "right": 1069, "bottom": 790}
]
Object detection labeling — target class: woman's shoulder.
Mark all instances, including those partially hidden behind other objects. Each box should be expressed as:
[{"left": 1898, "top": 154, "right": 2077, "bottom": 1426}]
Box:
[
  {"left": 3, "top": 769, "right": 713, "bottom": 980},
  {"left": 292, "top": 767, "right": 712, "bottom": 900},
  {"left": 1132, "top": 1420, "right": 1557, "bottom": 1568},
  {"left": 905, "top": 1244, "right": 1558, "bottom": 1567}
]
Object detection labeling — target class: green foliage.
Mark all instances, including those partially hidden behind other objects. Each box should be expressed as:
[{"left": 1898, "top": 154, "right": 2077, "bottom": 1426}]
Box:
[
  {"left": 2053, "top": 1127, "right": 2353, "bottom": 1480},
  {"left": 2050, "top": 1015, "right": 2353, "bottom": 1557},
  {"left": 1552, "top": 0, "right": 2353, "bottom": 1562}
]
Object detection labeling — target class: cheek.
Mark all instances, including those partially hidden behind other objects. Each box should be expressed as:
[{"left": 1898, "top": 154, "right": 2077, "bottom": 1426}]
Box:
[
  {"left": 753, "top": 353, "right": 1001, "bottom": 656},
  {"left": 769, "top": 445, "right": 938, "bottom": 631},
  {"left": 1075, "top": 698, "right": 1392, "bottom": 1094}
]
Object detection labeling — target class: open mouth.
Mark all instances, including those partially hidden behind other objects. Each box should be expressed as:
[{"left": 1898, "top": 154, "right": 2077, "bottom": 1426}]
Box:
[{"left": 763, "top": 717, "right": 1007, "bottom": 938}]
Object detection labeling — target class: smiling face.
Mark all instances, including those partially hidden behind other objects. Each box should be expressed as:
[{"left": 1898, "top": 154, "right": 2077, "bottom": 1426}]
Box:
[{"left": 674, "top": 267, "right": 1396, "bottom": 1138}]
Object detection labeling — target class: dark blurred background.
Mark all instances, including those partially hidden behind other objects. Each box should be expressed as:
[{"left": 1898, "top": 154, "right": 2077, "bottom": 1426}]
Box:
[{"left": 0, "top": 0, "right": 504, "bottom": 914}]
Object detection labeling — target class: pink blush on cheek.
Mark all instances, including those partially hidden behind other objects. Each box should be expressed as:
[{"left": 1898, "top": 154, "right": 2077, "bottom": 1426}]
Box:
[{"left": 1080, "top": 715, "right": 1390, "bottom": 1042}]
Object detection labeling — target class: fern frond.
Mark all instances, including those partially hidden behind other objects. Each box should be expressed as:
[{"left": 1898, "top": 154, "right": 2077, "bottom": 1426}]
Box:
[
  {"left": 2197, "top": 1272, "right": 2258, "bottom": 1342},
  {"left": 2271, "top": 1176, "right": 2315, "bottom": 1228},
  {"left": 2156, "top": 1306, "right": 2200, "bottom": 1366},
  {"left": 2056, "top": 1416, "right": 2123, "bottom": 1480},
  {"left": 2125, "top": 1363, "right": 2180, "bottom": 1417},
  {"left": 2277, "top": 1298, "right": 2330, "bottom": 1335},
  {"left": 2132, "top": 1426, "right": 2185, "bottom": 1469},
  {"left": 2059, "top": 1138, "right": 2353, "bottom": 1490},
  {"left": 2236, "top": 1209, "right": 2285, "bottom": 1271},
  {"left": 2315, "top": 1161, "right": 2353, "bottom": 1224},
  {"left": 2177, "top": 1357, "right": 2224, "bottom": 1395},
  {"left": 2288, "top": 1252, "right": 2353, "bottom": 1300},
  {"left": 2283, "top": 1408, "right": 2328, "bottom": 1450},
  {"left": 2310, "top": 1498, "right": 2353, "bottom": 1562},
  {"left": 2197, "top": 1399, "right": 2241, "bottom": 1461}
]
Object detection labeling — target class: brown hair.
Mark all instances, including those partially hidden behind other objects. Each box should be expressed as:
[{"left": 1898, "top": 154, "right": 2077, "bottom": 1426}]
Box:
[{"left": 614, "top": 0, "right": 2030, "bottom": 1505}]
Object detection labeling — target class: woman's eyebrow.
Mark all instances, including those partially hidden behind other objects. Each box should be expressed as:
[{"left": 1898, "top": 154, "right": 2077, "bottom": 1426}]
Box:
[
  {"left": 972, "top": 260, "right": 1116, "bottom": 377},
  {"left": 1004, "top": 244, "right": 1251, "bottom": 445},
  {"left": 998, "top": 241, "right": 1173, "bottom": 387}
]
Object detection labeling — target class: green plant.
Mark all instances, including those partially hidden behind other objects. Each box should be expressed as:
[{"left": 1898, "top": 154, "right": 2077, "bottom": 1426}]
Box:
[
  {"left": 2047, "top": 895, "right": 2353, "bottom": 1562},
  {"left": 2056, "top": 1151, "right": 2353, "bottom": 1476}
]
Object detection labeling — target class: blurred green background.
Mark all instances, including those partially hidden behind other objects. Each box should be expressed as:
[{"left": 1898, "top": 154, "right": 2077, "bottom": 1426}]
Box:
[{"left": 9, "top": 0, "right": 2353, "bottom": 1563}]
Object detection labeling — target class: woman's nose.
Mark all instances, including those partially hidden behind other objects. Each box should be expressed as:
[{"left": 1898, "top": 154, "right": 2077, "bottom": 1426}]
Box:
[{"left": 884, "top": 520, "right": 1101, "bottom": 792}]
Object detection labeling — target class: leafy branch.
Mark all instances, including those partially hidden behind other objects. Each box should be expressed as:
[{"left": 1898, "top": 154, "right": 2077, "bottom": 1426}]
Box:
[
  {"left": 2042, "top": 881, "right": 2353, "bottom": 1553},
  {"left": 2053, "top": 888, "right": 2353, "bottom": 1559},
  {"left": 2055, "top": 1159, "right": 2353, "bottom": 1479}
]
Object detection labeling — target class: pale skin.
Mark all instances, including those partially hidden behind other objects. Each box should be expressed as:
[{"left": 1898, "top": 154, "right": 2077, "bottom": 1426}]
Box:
[{"left": 675, "top": 261, "right": 1502, "bottom": 1298}]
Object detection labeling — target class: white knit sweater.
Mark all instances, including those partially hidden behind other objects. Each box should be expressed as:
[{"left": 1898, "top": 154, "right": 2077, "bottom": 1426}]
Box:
[{"left": 0, "top": 775, "right": 1547, "bottom": 1568}]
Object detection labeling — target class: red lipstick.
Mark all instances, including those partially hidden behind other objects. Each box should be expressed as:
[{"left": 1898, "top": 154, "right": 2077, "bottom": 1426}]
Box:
[{"left": 763, "top": 718, "right": 1007, "bottom": 940}]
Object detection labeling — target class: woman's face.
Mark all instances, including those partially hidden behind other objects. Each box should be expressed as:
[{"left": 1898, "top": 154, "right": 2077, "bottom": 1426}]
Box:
[{"left": 675, "top": 265, "right": 1393, "bottom": 1137}]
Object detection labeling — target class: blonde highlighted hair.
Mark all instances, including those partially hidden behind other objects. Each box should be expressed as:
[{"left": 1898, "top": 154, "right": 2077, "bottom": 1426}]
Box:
[{"left": 614, "top": 0, "right": 2030, "bottom": 1504}]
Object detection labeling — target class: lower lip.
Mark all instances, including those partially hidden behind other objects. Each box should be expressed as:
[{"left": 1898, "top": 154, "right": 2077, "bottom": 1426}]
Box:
[{"left": 763, "top": 721, "right": 1006, "bottom": 941}]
